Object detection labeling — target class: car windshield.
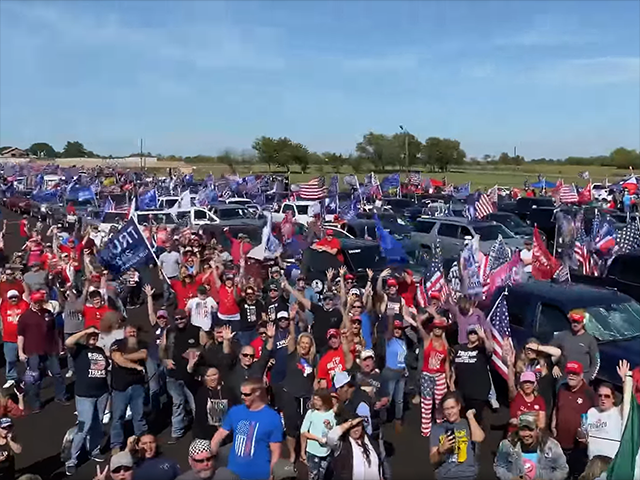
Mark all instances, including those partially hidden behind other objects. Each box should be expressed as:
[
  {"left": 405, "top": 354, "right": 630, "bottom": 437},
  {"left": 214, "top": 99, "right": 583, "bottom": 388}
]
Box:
[
  {"left": 533, "top": 198, "right": 556, "bottom": 208},
  {"left": 296, "top": 205, "right": 309, "bottom": 216},
  {"left": 502, "top": 215, "right": 528, "bottom": 229},
  {"left": 583, "top": 301, "right": 640, "bottom": 341},
  {"left": 102, "top": 212, "right": 128, "bottom": 223},
  {"left": 474, "top": 224, "right": 516, "bottom": 240},
  {"left": 218, "top": 208, "right": 250, "bottom": 220},
  {"left": 344, "top": 246, "right": 387, "bottom": 271}
]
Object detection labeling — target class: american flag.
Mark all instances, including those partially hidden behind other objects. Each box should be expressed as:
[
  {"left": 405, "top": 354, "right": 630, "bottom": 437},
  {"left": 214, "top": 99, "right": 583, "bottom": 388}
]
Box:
[
  {"left": 408, "top": 171, "right": 421, "bottom": 185},
  {"left": 448, "top": 261, "right": 461, "bottom": 294},
  {"left": 489, "top": 292, "right": 511, "bottom": 380},
  {"left": 554, "top": 263, "right": 571, "bottom": 282},
  {"left": 475, "top": 193, "right": 496, "bottom": 219},
  {"left": 578, "top": 171, "right": 590, "bottom": 180},
  {"left": 424, "top": 241, "right": 446, "bottom": 298},
  {"left": 574, "top": 222, "right": 591, "bottom": 275},
  {"left": 299, "top": 177, "right": 327, "bottom": 200},
  {"left": 614, "top": 221, "right": 640, "bottom": 255},
  {"left": 487, "top": 186, "right": 499, "bottom": 204},
  {"left": 234, "top": 420, "right": 257, "bottom": 458},
  {"left": 559, "top": 184, "right": 578, "bottom": 203}
]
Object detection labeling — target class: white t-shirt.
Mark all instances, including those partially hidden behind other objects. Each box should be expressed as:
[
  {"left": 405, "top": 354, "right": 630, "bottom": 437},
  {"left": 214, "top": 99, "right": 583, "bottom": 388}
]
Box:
[
  {"left": 186, "top": 297, "right": 218, "bottom": 331},
  {"left": 587, "top": 405, "right": 623, "bottom": 459},
  {"left": 349, "top": 436, "right": 380, "bottom": 480},
  {"left": 520, "top": 249, "right": 533, "bottom": 273}
]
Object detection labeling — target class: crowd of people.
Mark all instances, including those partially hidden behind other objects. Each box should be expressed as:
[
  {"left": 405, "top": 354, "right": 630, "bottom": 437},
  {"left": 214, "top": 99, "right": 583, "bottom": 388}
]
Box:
[{"left": 0, "top": 206, "right": 636, "bottom": 480}]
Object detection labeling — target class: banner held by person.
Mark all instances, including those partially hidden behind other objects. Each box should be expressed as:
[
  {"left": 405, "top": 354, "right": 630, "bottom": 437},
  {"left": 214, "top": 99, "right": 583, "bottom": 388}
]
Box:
[{"left": 97, "top": 218, "right": 157, "bottom": 276}]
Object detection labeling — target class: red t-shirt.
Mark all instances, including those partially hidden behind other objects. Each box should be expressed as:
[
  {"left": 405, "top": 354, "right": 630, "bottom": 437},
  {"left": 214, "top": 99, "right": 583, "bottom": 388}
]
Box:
[
  {"left": 19, "top": 219, "right": 29, "bottom": 238},
  {"left": 314, "top": 237, "right": 344, "bottom": 263},
  {"left": 41, "top": 252, "right": 54, "bottom": 271},
  {"left": 509, "top": 392, "right": 546, "bottom": 433},
  {"left": 218, "top": 285, "right": 240, "bottom": 316},
  {"left": 83, "top": 305, "right": 112, "bottom": 329},
  {"left": 250, "top": 337, "right": 271, "bottom": 383},
  {"left": 171, "top": 280, "right": 200, "bottom": 310},
  {"left": 1, "top": 300, "right": 28, "bottom": 343},
  {"left": 398, "top": 280, "right": 416, "bottom": 308},
  {"left": 0, "top": 281, "right": 25, "bottom": 302},
  {"left": 317, "top": 348, "right": 346, "bottom": 389},
  {"left": 422, "top": 339, "right": 447, "bottom": 374}
]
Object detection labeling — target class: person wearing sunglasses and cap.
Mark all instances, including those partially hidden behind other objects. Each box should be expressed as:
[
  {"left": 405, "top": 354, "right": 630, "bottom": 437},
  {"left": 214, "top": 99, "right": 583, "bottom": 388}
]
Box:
[
  {"left": 1, "top": 289, "right": 28, "bottom": 388},
  {"left": 494, "top": 412, "right": 568, "bottom": 480},
  {"left": 0, "top": 266, "right": 25, "bottom": 303},
  {"left": 376, "top": 268, "right": 406, "bottom": 324},
  {"left": 264, "top": 282, "right": 288, "bottom": 324},
  {"left": 547, "top": 310, "right": 599, "bottom": 384},
  {"left": 94, "top": 451, "right": 135, "bottom": 480},
  {"left": 311, "top": 229, "right": 344, "bottom": 263},
  {"left": 210, "top": 378, "right": 285, "bottom": 480},
  {"left": 17, "top": 290, "right": 69, "bottom": 412},
  {"left": 175, "top": 439, "right": 214, "bottom": 480},
  {"left": 0, "top": 417, "right": 22, "bottom": 480},
  {"left": 316, "top": 328, "right": 353, "bottom": 390}
]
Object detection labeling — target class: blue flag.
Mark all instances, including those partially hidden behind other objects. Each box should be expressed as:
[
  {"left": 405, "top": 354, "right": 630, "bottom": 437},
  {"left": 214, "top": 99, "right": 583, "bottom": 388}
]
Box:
[
  {"left": 97, "top": 219, "right": 156, "bottom": 275},
  {"left": 373, "top": 214, "right": 408, "bottom": 262},
  {"left": 380, "top": 173, "right": 400, "bottom": 193},
  {"left": 138, "top": 189, "right": 158, "bottom": 210},
  {"left": 76, "top": 187, "right": 95, "bottom": 202}
]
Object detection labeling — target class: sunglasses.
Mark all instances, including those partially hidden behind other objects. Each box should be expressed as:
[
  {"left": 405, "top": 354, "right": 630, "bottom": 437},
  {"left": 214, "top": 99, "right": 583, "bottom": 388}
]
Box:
[
  {"left": 598, "top": 393, "right": 613, "bottom": 399},
  {"left": 240, "top": 390, "right": 254, "bottom": 397},
  {"left": 112, "top": 466, "right": 133, "bottom": 474},
  {"left": 352, "top": 305, "right": 363, "bottom": 309},
  {"left": 192, "top": 455, "right": 214, "bottom": 464},
  {"left": 258, "top": 331, "right": 267, "bottom": 336},
  {"left": 175, "top": 317, "right": 187, "bottom": 321},
  {"left": 241, "top": 353, "right": 255, "bottom": 359}
]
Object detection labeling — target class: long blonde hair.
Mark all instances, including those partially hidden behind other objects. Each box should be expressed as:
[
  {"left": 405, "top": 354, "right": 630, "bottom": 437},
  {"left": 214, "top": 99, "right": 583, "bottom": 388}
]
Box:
[
  {"left": 297, "top": 333, "right": 316, "bottom": 362},
  {"left": 578, "top": 455, "right": 612, "bottom": 480}
]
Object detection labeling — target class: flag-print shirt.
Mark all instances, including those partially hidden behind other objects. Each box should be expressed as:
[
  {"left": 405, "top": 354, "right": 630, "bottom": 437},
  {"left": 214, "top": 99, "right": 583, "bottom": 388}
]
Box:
[{"left": 223, "top": 404, "right": 284, "bottom": 480}]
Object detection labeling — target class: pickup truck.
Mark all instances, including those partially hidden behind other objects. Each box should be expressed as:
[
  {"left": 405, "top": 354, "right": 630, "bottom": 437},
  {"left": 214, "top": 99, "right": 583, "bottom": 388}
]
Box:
[
  {"left": 271, "top": 201, "right": 332, "bottom": 226},
  {"left": 572, "top": 253, "right": 640, "bottom": 303},
  {"left": 500, "top": 281, "right": 640, "bottom": 387},
  {"left": 499, "top": 196, "right": 557, "bottom": 222}
]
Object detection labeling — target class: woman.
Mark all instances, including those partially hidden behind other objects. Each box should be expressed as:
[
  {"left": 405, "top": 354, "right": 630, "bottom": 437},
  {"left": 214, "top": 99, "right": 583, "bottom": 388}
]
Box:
[
  {"left": 0, "top": 387, "right": 24, "bottom": 418},
  {"left": 507, "top": 370, "right": 546, "bottom": 433},
  {"left": 510, "top": 339, "right": 559, "bottom": 415},
  {"left": 23, "top": 234, "right": 44, "bottom": 267},
  {"left": 409, "top": 313, "right": 450, "bottom": 438},
  {"left": 192, "top": 366, "right": 236, "bottom": 441},
  {"left": 382, "top": 317, "right": 408, "bottom": 433},
  {"left": 0, "top": 417, "right": 22, "bottom": 480},
  {"left": 326, "top": 414, "right": 383, "bottom": 480},
  {"left": 125, "top": 433, "right": 181, "bottom": 480},
  {"left": 279, "top": 319, "right": 317, "bottom": 464},
  {"left": 494, "top": 412, "right": 568, "bottom": 480}
]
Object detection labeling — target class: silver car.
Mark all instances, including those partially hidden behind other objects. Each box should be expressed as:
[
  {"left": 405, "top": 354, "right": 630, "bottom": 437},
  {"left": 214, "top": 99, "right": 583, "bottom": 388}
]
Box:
[{"left": 411, "top": 217, "right": 525, "bottom": 259}]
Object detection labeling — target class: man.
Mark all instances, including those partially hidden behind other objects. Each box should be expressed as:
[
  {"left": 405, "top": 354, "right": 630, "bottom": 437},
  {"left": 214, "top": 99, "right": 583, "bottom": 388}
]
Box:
[
  {"left": 226, "top": 324, "right": 274, "bottom": 402},
  {"left": 95, "top": 451, "right": 135, "bottom": 480},
  {"left": 186, "top": 285, "right": 218, "bottom": 333},
  {"left": 237, "top": 285, "right": 266, "bottom": 346},
  {"left": 269, "top": 310, "right": 294, "bottom": 385},
  {"left": 225, "top": 229, "right": 252, "bottom": 266},
  {"left": 287, "top": 275, "right": 317, "bottom": 327},
  {"left": 551, "top": 361, "right": 595, "bottom": 479},
  {"left": 161, "top": 310, "right": 201, "bottom": 443},
  {"left": 264, "top": 284, "right": 288, "bottom": 324},
  {"left": 158, "top": 244, "right": 182, "bottom": 306},
  {"left": 211, "top": 379, "right": 284, "bottom": 480},
  {"left": 175, "top": 439, "right": 215, "bottom": 480},
  {"left": 1, "top": 289, "right": 28, "bottom": 387},
  {"left": 17, "top": 290, "right": 68, "bottom": 412},
  {"left": 263, "top": 266, "right": 283, "bottom": 295},
  {"left": 550, "top": 310, "right": 599, "bottom": 383},
  {"left": 585, "top": 360, "right": 630, "bottom": 460},
  {"left": 285, "top": 283, "right": 342, "bottom": 353},
  {"left": 0, "top": 268, "right": 25, "bottom": 302},
  {"left": 110, "top": 324, "right": 148, "bottom": 453},
  {"left": 520, "top": 240, "right": 533, "bottom": 281},
  {"left": 311, "top": 229, "right": 343, "bottom": 263},
  {"left": 334, "top": 371, "right": 374, "bottom": 434},
  {"left": 64, "top": 327, "right": 109, "bottom": 475},
  {"left": 316, "top": 329, "right": 352, "bottom": 389},
  {"left": 22, "top": 261, "right": 48, "bottom": 297},
  {"left": 83, "top": 290, "right": 114, "bottom": 330}
]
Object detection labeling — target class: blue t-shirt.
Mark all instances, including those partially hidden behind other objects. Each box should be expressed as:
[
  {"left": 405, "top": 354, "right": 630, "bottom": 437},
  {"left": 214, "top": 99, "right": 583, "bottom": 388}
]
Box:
[
  {"left": 385, "top": 337, "right": 407, "bottom": 370},
  {"left": 223, "top": 404, "right": 284, "bottom": 480},
  {"left": 133, "top": 456, "right": 181, "bottom": 480},
  {"left": 269, "top": 328, "right": 290, "bottom": 384},
  {"left": 360, "top": 312, "right": 373, "bottom": 350}
]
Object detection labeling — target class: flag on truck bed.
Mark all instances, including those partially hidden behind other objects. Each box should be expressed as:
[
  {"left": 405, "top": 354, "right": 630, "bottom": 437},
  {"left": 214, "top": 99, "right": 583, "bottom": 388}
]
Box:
[{"left": 298, "top": 177, "right": 327, "bottom": 200}]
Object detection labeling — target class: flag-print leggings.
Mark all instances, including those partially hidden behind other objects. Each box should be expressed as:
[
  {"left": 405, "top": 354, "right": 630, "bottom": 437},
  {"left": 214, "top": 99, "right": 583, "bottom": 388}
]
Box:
[{"left": 420, "top": 371, "right": 447, "bottom": 437}]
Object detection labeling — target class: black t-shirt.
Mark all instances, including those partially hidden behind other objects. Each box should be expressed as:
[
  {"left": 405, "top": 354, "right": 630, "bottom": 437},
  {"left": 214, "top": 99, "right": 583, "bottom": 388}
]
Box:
[
  {"left": 266, "top": 296, "right": 288, "bottom": 322},
  {"left": 238, "top": 299, "right": 266, "bottom": 332},
  {"left": 310, "top": 304, "right": 342, "bottom": 351},
  {"left": 453, "top": 343, "right": 491, "bottom": 401},
  {"left": 110, "top": 338, "right": 148, "bottom": 392},
  {"left": 0, "top": 440, "right": 15, "bottom": 480},
  {"left": 282, "top": 352, "right": 316, "bottom": 398},
  {"left": 193, "top": 383, "right": 237, "bottom": 440},
  {"left": 350, "top": 364, "right": 388, "bottom": 401},
  {"left": 72, "top": 344, "right": 110, "bottom": 398},
  {"left": 166, "top": 324, "right": 200, "bottom": 381}
]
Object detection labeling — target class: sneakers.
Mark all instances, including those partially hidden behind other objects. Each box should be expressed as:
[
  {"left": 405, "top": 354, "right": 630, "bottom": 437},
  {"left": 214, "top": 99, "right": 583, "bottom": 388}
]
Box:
[
  {"left": 2, "top": 380, "right": 15, "bottom": 389},
  {"left": 65, "top": 464, "right": 76, "bottom": 476},
  {"left": 90, "top": 452, "right": 106, "bottom": 463},
  {"left": 102, "top": 411, "right": 111, "bottom": 424},
  {"left": 167, "top": 436, "right": 182, "bottom": 445},
  {"left": 65, "top": 370, "right": 74, "bottom": 379},
  {"left": 411, "top": 395, "right": 420, "bottom": 405},
  {"left": 56, "top": 398, "right": 71, "bottom": 406}
]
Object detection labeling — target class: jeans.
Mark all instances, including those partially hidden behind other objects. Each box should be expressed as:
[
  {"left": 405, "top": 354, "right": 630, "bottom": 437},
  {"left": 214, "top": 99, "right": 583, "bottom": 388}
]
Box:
[
  {"left": 146, "top": 357, "right": 165, "bottom": 398},
  {"left": 64, "top": 333, "right": 80, "bottom": 373},
  {"left": 306, "top": 452, "right": 330, "bottom": 480},
  {"left": 3, "top": 342, "right": 19, "bottom": 382},
  {"left": 68, "top": 393, "right": 109, "bottom": 466},
  {"left": 25, "top": 354, "right": 66, "bottom": 410},
  {"left": 383, "top": 368, "right": 406, "bottom": 421},
  {"left": 110, "top": 385, "right": 147, "bottom": 449},
  {"left": 166, "top": 377, "right": 195, "bottom": 438},
  {"left": 162, "top": 276, "right": 177, "bottom": 306},
  {"left": 235, "top": 330, "right": 256, "bottom": 347}
]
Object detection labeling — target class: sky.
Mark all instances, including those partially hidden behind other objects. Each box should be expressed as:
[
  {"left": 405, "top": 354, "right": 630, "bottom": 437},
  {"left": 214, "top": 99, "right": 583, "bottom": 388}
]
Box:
[{"left": 1, "top": 0, "right": 639, "bottom": 159}]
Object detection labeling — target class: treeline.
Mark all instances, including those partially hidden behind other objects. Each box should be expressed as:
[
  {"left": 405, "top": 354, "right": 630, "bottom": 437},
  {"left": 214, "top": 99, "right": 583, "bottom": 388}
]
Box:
[{"left": 8, "top": 133, "right": 640, "bottom": 172}]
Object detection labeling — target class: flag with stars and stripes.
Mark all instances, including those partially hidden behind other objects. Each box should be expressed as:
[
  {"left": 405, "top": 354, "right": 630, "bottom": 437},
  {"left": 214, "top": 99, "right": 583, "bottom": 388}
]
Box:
[
  {"left": 408, "top": 171, "right": 421, "bottom": 185},
  {"left": 234, "top": 420, "right": 258, "bottom": 458},
  {"left": 422, "top": 241, "right": 446, "bottom": 300},
  {"left": 614, "top": 221, "right": 640, "bottom": 256},
  {"left": 591, "top": 209, "right": 601, "bottom": 241},
  {"left": 489, "top": 291, "right": 511, "bottom": 380},
  {"left": 475, "top": 193, "right": 496, "bottom": 219},
  {"left": 554, "top": 262, "right": 571, "bottom": 283},
  {"left": 299, "top": 177, "right": 327, "bottom": 200}
]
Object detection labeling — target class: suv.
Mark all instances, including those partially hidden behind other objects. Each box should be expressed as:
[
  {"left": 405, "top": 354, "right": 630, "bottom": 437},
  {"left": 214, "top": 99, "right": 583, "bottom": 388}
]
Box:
[{"left": 411, "top": 217, "right": 525, "bottom": 259}]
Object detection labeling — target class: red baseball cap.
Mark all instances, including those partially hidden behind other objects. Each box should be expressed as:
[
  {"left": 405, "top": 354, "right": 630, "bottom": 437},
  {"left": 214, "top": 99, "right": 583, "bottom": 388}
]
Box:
[
  {"left": 431, "top": 317, "right": 448, "bottom": 329},
  {"left": 393, "top": 320, "right": 405, "bottom": 329},
  {"left": 387, "top": 278, "right": 398, "bottom": 287},
  {"left": 429, "top": 291, "right": 441, "bottom": 300},
  {"left": 565, "top": 361, "right": 584, "bottom": 375},
  {"left": 325, "top": 229, "right": 334, "bottom": 236},
  {"left": 568, "top": 310, "right": 585, "bottom": 322},
  {"left": 90, "top": 273, "right": 101, "bottom": 282},
  {"left": 30, "top": 290, "right": 46, "bottom": 302},
  {"left": 326, "top": 328, "right": 340, "bottom": 339},
  {"left": 344, "top": 273, "right": 355, "bottom": 281}
]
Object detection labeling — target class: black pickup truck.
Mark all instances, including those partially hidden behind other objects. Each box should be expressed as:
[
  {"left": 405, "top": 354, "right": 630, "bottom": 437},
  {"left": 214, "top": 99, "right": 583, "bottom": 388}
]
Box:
[{"left": 572, "top": 253, "right": 640, "bottom": 303}]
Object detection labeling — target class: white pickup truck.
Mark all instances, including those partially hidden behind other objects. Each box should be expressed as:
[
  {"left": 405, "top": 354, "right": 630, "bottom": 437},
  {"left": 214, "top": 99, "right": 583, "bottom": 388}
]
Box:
[
  {"left": 271, "top": 201, "right": 333, "bottom": 226},
  {"left": 133, "top": 207, "right": 220, "bottom": 228}
]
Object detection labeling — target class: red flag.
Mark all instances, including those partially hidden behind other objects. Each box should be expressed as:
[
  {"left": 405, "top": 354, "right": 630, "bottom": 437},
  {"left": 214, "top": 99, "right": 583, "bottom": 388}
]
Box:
[
  {"left": 532, "top": 226, "right": 559, "bottom": 280},
  {"left": 578, "top": 182, "right": 592, "bottom": 204}
]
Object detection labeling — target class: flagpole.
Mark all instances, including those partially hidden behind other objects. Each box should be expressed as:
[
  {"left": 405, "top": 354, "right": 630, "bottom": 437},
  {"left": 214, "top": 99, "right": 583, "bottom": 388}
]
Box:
[
  {"left": 487, "top": 288, "right": 508, "bottom": 320},
  {"left": 131, "top": 213, "right": 170, "bottom": 285}
]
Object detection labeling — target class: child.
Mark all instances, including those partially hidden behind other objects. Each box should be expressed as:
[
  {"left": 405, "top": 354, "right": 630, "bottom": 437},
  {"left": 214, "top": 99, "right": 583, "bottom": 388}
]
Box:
[{"left": 300, "top": 389, "right": 336, "bottom": 480}]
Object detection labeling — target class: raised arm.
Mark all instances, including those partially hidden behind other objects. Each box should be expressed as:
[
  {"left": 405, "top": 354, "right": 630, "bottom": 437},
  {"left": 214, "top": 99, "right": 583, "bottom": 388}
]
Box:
[
  {"left": 287, "top": 306, "right": 298, "bottom": 354},
  {"left": 282, "top": 279, "right": 311, "bottom": 311},
  {"left": 143, "top": 285, "right": 158, "bottom": 326}
]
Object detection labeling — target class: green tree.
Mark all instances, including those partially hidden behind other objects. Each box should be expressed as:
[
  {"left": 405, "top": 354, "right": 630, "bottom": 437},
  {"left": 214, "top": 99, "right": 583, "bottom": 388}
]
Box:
[
  {"left": 252, "top": 136, "right": 279, "bottom": 171},
  {"left": 287, "top": 141, "right": 310, "bottom": 173},
  {"left": 60, "top": 141, "right": 90, "bottom": 158},
  {"left": 217, "top": 150, "right": 238, "bottom": 171},
  {"left": 355, "top": 132, "right": 399, "bottom": 171},
  {"left": 27, "top": 142, "right": 58, "bottom": 158},
  {"left": 421, "top": 137, "right": 466, "bottom": 172},
  {"left": 350, "top": 155, "right": 368, "bottom": 174},
  {"left": 391, "top": 132, "right": 422, "bottom": 169},
  {"left": 610, "top": 147, "right": 640, "bottom": 169},
  {"left": 323, "top": 152, "right": 347, "bottom": 173}
]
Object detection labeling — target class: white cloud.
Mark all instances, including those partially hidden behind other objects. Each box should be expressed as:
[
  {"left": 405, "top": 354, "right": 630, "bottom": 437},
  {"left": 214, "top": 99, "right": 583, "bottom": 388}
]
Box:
[{"left": 533, "top": 57, "right": 640, "bottom": 85}]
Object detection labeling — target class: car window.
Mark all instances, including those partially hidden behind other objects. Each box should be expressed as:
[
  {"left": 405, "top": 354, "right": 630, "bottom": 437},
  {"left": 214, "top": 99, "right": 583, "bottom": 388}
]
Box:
[
  {"left": 296, "top": 205, "right": 309, "bottom": 216},
  {"left": 437, "top": 223, "right": 459, "bottom": 238},
  {"left": 415, "top": 220, "right": 436, "bottom": 234},
  {"left": 194, "top": 209, "right": 208, "bottom": 220},
  {"left": 282, "top": 204, "right": 295, "bottom": 215},
  {"left": 537, "top": 303, "right": 569, "bottom": 342},
  {"left": 506, "top": 293, "right": 527, "bottom": 328},
  {"left": 474, "top": 224, "right": 516, "bottom": 240},
  {"left": 458, "top": 226, "right": 473, "bottom": 239}
]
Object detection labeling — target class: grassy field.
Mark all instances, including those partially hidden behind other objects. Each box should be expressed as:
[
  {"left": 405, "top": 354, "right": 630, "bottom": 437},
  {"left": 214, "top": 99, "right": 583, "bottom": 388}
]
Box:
[{"left": 144, "top": 163, "right": 629, "bottom": 190}]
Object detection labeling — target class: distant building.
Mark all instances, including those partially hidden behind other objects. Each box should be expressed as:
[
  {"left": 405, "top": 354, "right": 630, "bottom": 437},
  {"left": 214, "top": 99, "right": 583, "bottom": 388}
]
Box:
[{"left": 0, "top": 147, "right": 28, "bottom": 158}]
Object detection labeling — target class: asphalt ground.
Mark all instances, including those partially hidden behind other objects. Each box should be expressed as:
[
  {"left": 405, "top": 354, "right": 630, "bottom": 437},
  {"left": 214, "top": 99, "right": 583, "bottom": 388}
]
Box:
[{"left": 0, "top": 205, "right": 506, "bottom": 480}]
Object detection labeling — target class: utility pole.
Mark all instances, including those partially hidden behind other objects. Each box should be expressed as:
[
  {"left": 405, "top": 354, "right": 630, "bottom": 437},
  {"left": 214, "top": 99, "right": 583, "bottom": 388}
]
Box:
[
  {"left": 140, "top": 138, "right": 146, "bottom": 171},
  {"left": 513, "top": 146, "right": 517, "bottom": 158},
  {"left": 399, "top": 125, "right": 409, "bottom": 172}
]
